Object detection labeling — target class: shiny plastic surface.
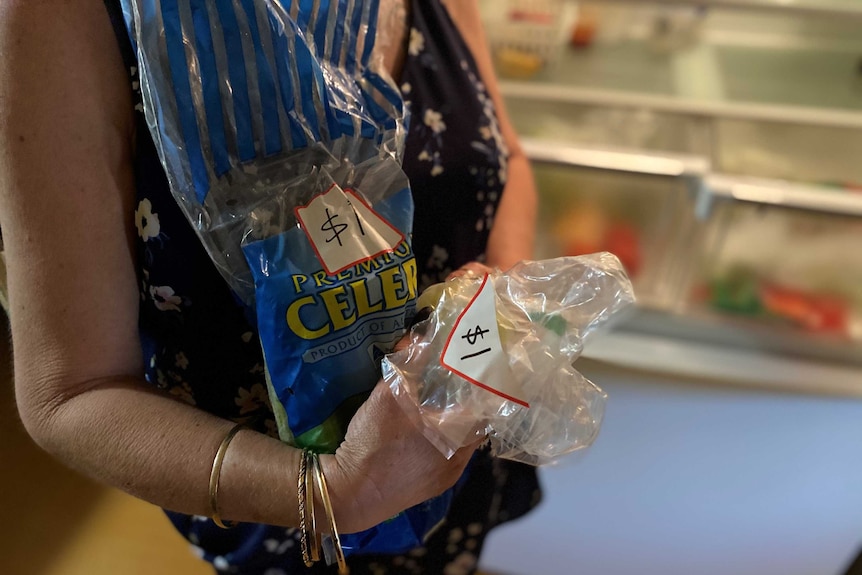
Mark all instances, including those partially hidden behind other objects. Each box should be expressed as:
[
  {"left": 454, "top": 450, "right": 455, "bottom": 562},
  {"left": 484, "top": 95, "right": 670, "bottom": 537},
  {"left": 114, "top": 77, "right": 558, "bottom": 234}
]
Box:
[
  {"left": 123, "top": 0, "right": 407, "bottom": 304},
  {"left": 384, "top": 254, "right": 636, "bottom": 466},
  {"left": 123, "top": 0, "right": 451, "bottom": 557}
]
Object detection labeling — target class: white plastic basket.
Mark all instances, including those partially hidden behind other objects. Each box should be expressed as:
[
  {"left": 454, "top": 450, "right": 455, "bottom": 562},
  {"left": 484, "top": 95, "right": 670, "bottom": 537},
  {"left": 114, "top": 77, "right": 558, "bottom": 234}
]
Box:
[{"left": 481, "top": 0, "right": 578, "bottom": 78}]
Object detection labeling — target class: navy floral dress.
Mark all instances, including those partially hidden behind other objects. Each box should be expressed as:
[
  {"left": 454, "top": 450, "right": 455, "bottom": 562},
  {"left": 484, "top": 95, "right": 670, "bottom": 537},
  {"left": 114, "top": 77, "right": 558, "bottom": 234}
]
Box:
[{"left": 105, "top": 0, "right": 539, "bottom": 573}]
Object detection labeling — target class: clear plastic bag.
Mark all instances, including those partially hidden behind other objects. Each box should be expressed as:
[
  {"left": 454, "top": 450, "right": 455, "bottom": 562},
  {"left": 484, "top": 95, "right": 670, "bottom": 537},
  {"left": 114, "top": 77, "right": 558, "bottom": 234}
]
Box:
[
  {"left": 122, "top": 0, "right": 407, "bottom": 304},
  {"left": 384, "top": 253, "right": 636, "bottom": 466}
]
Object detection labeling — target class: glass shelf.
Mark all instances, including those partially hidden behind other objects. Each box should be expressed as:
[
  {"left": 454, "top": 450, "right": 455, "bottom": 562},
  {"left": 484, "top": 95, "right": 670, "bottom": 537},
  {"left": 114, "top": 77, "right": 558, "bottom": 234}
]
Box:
[
  {"left": 492, "top": 3, "right": 862, "bottom": 117},
  {"left": 526, "top": 144, "right": 862, "bottom": 366},
  {"left": 682, "top": 200, "right": 862, "bottom": 356},
  {"left": 505, "top": 38, "right": 862, "bottom": 115},
  {"left": 592, "top": 0, "right": 862, "bottom": 20},
  {"left": 490, "top": 1, "right": 862, "bottom": 370}
]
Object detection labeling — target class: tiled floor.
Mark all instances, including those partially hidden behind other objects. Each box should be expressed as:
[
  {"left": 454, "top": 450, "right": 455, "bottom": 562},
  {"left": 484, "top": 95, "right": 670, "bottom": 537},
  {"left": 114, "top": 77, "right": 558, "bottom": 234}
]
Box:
[{"left": 0, "top": 314, "right": 211, "bottom": 575}]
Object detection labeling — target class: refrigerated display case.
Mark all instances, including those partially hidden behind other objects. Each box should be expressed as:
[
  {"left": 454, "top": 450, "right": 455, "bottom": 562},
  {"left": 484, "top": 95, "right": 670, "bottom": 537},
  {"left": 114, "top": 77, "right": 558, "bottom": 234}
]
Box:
[
  {"left": 481, "top": 0, "right": 862, "bottom": 391},
  {"left": 479, "top": 6, "right": 862, "bottom": 574}
]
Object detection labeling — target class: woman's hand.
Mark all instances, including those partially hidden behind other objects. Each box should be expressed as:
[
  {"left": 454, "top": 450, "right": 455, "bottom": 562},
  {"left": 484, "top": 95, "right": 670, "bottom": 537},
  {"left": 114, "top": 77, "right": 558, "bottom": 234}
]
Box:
[
  {"left": 322, "top": 372, "right": 481, "bottom": 534},
  {"left": 320, "top": 263, "right": 494, "bottom": 534}
]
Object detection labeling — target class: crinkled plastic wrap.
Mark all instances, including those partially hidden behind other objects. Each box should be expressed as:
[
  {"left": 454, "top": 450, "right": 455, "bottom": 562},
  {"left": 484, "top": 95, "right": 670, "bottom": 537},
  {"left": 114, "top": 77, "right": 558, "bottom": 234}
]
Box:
[
  {"left": 384, "top": 253, "right": 636, "bottom": 466},
  {"left": 122, "top": 0, "right": 447, "bottom": 557},
  {"left": 122, "top": 0, "right": 407, "bottom": 303}
]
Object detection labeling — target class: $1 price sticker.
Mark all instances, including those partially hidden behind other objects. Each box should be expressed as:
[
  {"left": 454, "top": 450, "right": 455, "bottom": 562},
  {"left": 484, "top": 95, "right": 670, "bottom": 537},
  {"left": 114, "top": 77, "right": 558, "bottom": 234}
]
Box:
[
  {"left": 440, "top": 275, "right": 529, "bottom": 408},
  {"left": 295, "top": 184, "right": 405, "bottom": 275}
]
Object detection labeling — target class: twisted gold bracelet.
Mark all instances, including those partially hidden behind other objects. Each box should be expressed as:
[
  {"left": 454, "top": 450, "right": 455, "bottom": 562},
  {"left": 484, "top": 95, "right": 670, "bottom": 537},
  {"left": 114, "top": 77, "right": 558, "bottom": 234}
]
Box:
[
  {"left": 298, "top": 448, "right": 312, "bottom": 566},
  {"left": 304, "top": 449, "right": 321, "bottom": 562}
]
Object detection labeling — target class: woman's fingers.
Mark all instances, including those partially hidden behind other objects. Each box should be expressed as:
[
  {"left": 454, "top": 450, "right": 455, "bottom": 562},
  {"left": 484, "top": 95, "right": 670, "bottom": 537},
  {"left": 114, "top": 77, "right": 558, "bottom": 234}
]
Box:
[
  {"left": 329, "top": 374, "right": 482, "bottom": 534},
  {"left": 325, "top": 268, "right": 499, "bottom": 534},
  {"left": 445, "top": 261, "right": 495, "bottom": 282}
]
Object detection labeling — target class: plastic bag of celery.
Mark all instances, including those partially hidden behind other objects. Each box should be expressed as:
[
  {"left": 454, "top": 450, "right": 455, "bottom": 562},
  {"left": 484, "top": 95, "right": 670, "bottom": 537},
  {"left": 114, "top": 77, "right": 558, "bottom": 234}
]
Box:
[
  {"left": 384, "top": 253, "right": 636, "bottom": 466},
  {"left": 122, "top": 0, "right": 448, "bottom": 556}
]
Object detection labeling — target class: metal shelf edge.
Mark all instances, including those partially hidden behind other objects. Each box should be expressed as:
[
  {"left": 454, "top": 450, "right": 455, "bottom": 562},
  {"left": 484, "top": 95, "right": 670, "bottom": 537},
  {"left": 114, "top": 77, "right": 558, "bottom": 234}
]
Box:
[
  {"left": 521, "top": 135, "right": 862, "bottom": 218},
  {"left": 502, "top": 83, "right": 862, "bottom": 130},
  {"left": 521, "top": 137, "right": 710, "bottom": 178},
  {"left": 581, "top": 330, "right": 862, "bottom": 397},
  {"left": 585, "top": 0, "right": 862, "bottom": 20},
  {"left": 707, "top": 173, "right": 862, "bottom": 217}
]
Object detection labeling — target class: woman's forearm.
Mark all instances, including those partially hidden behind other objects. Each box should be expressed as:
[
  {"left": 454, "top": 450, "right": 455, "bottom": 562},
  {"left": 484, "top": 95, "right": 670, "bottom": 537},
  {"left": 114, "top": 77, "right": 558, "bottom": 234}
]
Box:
[
  {"left": 22, "top": 374, "right": 305, "bottom": 528},
  {"left": 445, "top": 1, "right": 538, "bottom": 271},
  {"left": 485, "top": 152, "right": 537, "bottom": 270}
]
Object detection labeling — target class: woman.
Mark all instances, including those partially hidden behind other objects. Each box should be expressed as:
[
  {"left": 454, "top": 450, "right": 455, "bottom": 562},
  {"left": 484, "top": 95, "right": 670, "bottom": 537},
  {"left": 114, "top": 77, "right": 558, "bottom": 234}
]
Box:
[{"left": 0, "top": 0, "right": 538, "bottom": 572}]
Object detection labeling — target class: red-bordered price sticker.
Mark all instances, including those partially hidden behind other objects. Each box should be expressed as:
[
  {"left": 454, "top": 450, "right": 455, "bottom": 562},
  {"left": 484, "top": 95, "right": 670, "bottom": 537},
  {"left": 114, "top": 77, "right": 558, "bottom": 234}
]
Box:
[
  {"left": 440, "top": 275, "right": 529, "bottom": 408},
  {"left": 295, "top": 184, "right": 405, "bottom": 275}
]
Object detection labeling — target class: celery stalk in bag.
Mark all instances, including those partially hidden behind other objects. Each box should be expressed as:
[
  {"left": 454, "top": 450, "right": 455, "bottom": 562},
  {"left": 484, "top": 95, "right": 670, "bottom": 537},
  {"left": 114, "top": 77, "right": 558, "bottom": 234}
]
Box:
[{"left": 122, "top": 0, "right": 448, "bottom": 555}]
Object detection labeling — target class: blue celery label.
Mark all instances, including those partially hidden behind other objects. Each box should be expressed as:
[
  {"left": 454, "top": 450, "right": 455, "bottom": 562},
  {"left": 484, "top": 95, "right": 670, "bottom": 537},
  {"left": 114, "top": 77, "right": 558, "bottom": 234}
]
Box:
[
  {"left": 242, "top": 187, "right": 416, "bottom": 448},
  {"left": 243, "top": 186, "right": 453, "bottom": 556}
]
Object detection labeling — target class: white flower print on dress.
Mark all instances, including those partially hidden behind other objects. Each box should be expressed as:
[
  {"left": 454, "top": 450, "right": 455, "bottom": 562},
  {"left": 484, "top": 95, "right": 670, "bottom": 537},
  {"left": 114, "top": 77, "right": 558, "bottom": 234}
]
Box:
[
  {"left": 264, "top": 537, "right": 294, "bottom": 555},
  {"left": 235, "top": 383, "right": 270, "bottom": 414},
  {"left": 423, "top": 109, "right": 446, "bottom": 134},
  {"left": 421, "top": 245, "right": 453, "bottom": 289},
  {"left": 175, "top": 351, "right": 189, "bottom": 370},
  {"left": 428, "top": 151, "right": 444, "bottom": 176},
  {"left": 408, "top": 28, "right": 425, "bottom": 56},
  {"left": 149, "top": 285, "right": 182, "bottom": 312},
  {"left": 444, "top": 551, "right": 478, "bottom": 575},
  {"left": 426, "top": 245, "right": 449, "bottom": 270},
  {"left": 129, "top": 67, "right": 144, "bottom": 113},
  {"left": 169, "top": 381, "right": 196, "bottom": 405},
  {"left": 416, "top": 106, "right": 447, "bottom": 177},
  {"left": 135, "top": 198, "right": 161, "bottom": 241}
]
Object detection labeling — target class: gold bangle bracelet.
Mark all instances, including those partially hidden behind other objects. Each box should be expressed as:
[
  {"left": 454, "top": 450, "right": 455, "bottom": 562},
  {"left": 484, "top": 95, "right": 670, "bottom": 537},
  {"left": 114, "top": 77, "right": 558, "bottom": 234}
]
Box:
[
  {"left": 297, "top": 449, "right": 312, "bottom": 567},
  {"left": 304, "top": 450, "right": 321, "bottom": 562},
  {"left": 311, "top": 453, "right": 348, "bottom": 575},
  {"left": 208, "top": 422, "right": 245, "bottom": 529}
]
